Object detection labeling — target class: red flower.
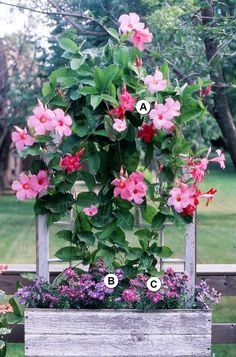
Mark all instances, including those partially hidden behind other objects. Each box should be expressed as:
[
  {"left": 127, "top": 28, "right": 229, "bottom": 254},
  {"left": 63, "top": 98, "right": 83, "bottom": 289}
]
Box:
[
  {"left": 60, "top": 148, "right": 85, "bottom": 173},
  {"left": 109, "top": 105, "right": 125, "bottom": 119},
  {"left": 135, "top": 54, "right": 142, "bottom": 68},
  {"left": 203, "top": 84, "right": 212, "bottom": 97},
  {"left": 137, "top": 123, "right": 157, "bottom": 143},
  {"left": 182, "top": 204, "right": 196, "bottom": 217}
]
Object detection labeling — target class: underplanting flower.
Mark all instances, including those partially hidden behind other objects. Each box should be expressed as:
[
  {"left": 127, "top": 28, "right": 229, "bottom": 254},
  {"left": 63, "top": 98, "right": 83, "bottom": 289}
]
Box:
[
  {"left": 83, "top": 205, "right": 98, "bottom": 217},
  {"left": 144, "top": 67, "right": 167, "bottom": 93},
  {"left": 11, "top": 126, "right": 35, "bottom": 151},
  {"left": 60, "top": 148, "right": 85, "bottom": 173}
]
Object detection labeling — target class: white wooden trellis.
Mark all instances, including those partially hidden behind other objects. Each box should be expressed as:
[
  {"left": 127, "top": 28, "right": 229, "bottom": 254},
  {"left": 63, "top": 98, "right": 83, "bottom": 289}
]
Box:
[{"left": 36, "top": 182, "right": 196, "bottom": 305}]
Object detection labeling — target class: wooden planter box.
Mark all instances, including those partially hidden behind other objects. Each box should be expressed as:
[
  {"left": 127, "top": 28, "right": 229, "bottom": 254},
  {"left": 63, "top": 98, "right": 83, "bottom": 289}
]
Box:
[{"left": 25, "top": 308, "right": 212, "bottom": 357}]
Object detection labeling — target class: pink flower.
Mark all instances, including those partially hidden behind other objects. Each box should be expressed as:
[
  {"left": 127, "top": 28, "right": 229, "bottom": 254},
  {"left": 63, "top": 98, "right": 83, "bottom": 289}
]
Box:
[
  {"left": 83, "top": 205, "right": 98, "bottom": 217},
  {"left": 113, "top": 119, "right": 127, "bottom": 132},
  {"left": 149, "top": 102, "right": 174, "bottom": 132},
  {"left": 0, "top": 265, "right": 7, "bottom": 275},
  {"left": 109, "top": 105, "right": 125, "bottom": 119},
  {"left": 120, "top": 87, "right": 136, "bottom": 111},
  {"left": 209, "top": 149, "right": 225, "bottom": 169},
  {"left": 0, "top": 304, "right": 13, "bottom": 315},
  {"left": 144, "top": 68, "right": 167, "bottom": 93},
  {"left": 53, "top": 108, "right": 72, "bottom": 137},
  {"left": 198, "top": 188, "right": 217, "bottom": 207},
  {"left": 126, "top": 179, "right": 147, "bottom": 204},
  {"left": 27, "top": 104, "right": 55, "bottom": 135},
  {"left": 131, "top": 25, "right": 152, "bottom": 51},
  {"left": 167, "top": 183, "right": 197, "bottom": 213},
  {"left": 122, "top": 288, "right": 140, "bottom": 302},
  {"left": 12, "top": 173, "right": 39, "bottom": 201},
  {"left": 118, "top": 13, "right": 152, "bottom": 51},
  {"left": 60, "top": 148, "right": 85, "bottom": 173},
  {"left": 118, "top": 13, "right": 141, "bottom": 34},
  {"left": 11, "top": 126, "right": 35, "bottom": 151},
  {"left": 164, "top": 98, "right": 181, "bottom": 118},
  {"left": 111, "top": 176, "right": 130, "bottom": 200},
  {"left": 36, "top": 170, "right": 49, "bottom": 192}
]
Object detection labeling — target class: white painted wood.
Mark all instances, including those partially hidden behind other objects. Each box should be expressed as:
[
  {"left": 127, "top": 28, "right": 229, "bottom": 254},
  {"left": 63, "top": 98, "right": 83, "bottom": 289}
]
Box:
[
  {"left": 184, "top": 212, "right": 196, "bottom": 307},
  {"left": 36, "top": 215, "right": 49, "bottom": 281},
  {"left": 25, "top": 309, "right": 211, "bottom": 357}
]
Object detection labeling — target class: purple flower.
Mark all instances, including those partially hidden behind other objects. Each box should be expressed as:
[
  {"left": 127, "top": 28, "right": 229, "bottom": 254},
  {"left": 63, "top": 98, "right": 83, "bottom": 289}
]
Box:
[{"left": 122, "top": 288, "right": 140, "bottom": 303}]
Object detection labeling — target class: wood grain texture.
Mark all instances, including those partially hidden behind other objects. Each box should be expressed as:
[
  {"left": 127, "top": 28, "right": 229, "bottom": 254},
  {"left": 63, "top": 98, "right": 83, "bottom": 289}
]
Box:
[{"left": 25, "top": 309, "right": 211, "bottom": 357}]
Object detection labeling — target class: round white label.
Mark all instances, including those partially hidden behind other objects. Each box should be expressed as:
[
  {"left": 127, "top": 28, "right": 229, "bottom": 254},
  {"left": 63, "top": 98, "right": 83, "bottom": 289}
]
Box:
[
  {"left": 104, "top": 273, "right": 119, "bottom": 288},
  {"left": 146, "top": 277, "right": 161, "bottom": 292},
  {"left": 136, "top": 100, "right": 151, "bottom": 115}
]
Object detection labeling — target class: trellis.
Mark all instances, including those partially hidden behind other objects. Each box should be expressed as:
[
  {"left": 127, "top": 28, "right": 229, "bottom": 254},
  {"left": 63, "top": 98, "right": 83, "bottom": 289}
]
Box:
[{"left": 36, "top": 182, "right": 197, "bottom": 305}]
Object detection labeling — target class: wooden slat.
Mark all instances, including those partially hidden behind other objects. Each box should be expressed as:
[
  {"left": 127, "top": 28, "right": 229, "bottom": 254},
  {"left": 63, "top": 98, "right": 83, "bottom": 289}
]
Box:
[
  {"left": 25, "top": 309, "right": 211, "bottom": 336},
  {"left": 10, "top": 322, "right": 236, "bottom": 345},
  {"left": 212, "top": 323, "right": 236, "bottom": 344},
  {"left": 36, "top": 215, "right": 49, "bottom": 281},
  {"left": 25, "top": 334, "right": 211, "bottom": 357}
]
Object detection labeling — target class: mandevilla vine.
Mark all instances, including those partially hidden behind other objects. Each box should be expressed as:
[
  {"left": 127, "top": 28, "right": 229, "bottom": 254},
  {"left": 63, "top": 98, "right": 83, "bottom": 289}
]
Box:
[{"left": 12, "top": 13, "right": 225, "bottom": 277}]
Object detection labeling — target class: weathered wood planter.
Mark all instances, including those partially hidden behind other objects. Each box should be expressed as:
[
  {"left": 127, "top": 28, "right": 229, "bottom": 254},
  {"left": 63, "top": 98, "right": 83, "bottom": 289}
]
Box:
[{"left": 25, "top": 308, "right": 212, "bottom": 357}]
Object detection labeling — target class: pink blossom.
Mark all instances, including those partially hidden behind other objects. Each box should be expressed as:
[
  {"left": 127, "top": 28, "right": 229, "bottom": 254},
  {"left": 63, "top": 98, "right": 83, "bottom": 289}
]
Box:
[
  {"left": 27, "top": 104, "right": 55, "bottom": 135},
  {"left": 60, "top": 148, "right": 85, "bottom": 173},
  {"left": 36, "top": 170, "right": 49, "bottom": 192},
  {"left": 0, "top": 304, "right": 13, "bottom": 315},
  {"left": 120, "top": 87, "right": 136, "bottom": 111},
  {"left": 164, "top": 98, "right": 181, "bottom": 118},
  {"left": 126, "top": 179, "right": 147, "bottom": 204},
  {"left": 118, "top": 13, "right": 141, "bottom": 34},
  {"left": 149, "top": 102, "right": 174, "bottom": 133},
  {"left": 144, "top": 68, "right": 167, "bottom": 93},
  {"left": 83, "top": 205, "right": 98, "bottom": 217},
  {"left": 0, "top": 265, "right": 7, "bottom": 275},
  {"left": 131, "top": 25, "right": 152, "bottom": 51},
  {"left": 53, "top": 108, "right": 72, "bottom": 137},
  {"left": 113, "top": 119, "right": 127, "bottom": 132},
  {"left": 12, "top": 173, "right": 39, "bottom": 201},
  {"left": 111, "top": 176, "right": 130, "bottom": 200},
  {"left": 209, "top": 149, "right": 225, "bottom": 169},
  {"left": 11, "top": 126, "right": 35, "bottom": 151},
  {"left": 167, "top": 183, "right": 197, "bottom": 213}
]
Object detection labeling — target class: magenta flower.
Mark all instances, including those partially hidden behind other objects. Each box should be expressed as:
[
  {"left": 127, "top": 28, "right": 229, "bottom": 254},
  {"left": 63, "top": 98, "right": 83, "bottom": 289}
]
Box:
[
  {"left": 167, "top": 183, "right": 197, "bottom": 213},
  {"left": 112, "top": 171, "right": 147, "bottom": 204},
  {"left": 144, "top": 68, "right": 167, "bottom": 93},
  {"left": 131, "top": 25, "right": 152, "bottom": 51},
  {"left": 111, "top": 176, "right": 130, "bottom": 200},
  {"left": 113, "top": 118, "right": 127, "bottom": 132},
  {"left": 53, "top": 108, "right": 72, "bottom": 137},
  {"left": 83, "top": 205, "right": 98, "bottom": 217},
  {"left": 27, "top": 104, "right": 55, "bottom": 135},
  {"left": 209, "top": 149, "right": 225, "bottom": 169},
  {"left": 11, "top": 126, "right": 35, "bottom": 151},
  {"left": 60, "top": 148, "right": 85, "bottom": 173},
  {"left": 122, "top": 288, "right": 140, "bottom": 303},
  {"left": 120, "top": 87, "right": 136, "bottom": 111},
  {"left": 12, "top": 173, "right": 39, "bottom": 201},
  {"left": 36, "top": 170, "right": 49, "bottom": 192},
  {"left": 118, "top": 13, "right": 141, "bottom": 33}
]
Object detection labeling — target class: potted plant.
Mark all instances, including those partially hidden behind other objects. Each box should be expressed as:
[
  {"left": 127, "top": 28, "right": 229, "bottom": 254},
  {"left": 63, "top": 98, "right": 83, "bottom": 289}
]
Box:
[{"left": 12, "top": 12, "right": 224, "bottom": 356}]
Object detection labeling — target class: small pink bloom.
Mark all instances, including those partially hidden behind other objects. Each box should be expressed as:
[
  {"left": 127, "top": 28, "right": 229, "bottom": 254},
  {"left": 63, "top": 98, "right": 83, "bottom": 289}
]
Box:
[
  {"left": 111, "top": 176, "right": 130, "bottom": 200},
  {"left": 53, "top": 108, "right": 72, "bottom": 137},
  {"left": 126, "top": 179, "right": 147, "bottom": 204},
  {"left": 120, "top": 87, "right": 136, "bottom": 111},
  {"left": 27, "top": 104, "right": 55, "bottom": 135},
  {"left": 164, "top": 98, "right": 181, "bottom": 118},
  {"left": 0, "top": 303, "right": 13, "bottom": 315},
  {"left": 131, "top": 26, "right": 152, "bottom": 51},
  {"left": 12, "top": 126, "right": 35, "bottom": 151},
  {"left": 144, "top": 68, "right": 167, "bottom": 93},
  {"left": 36, "top": 170, "right": 49, "bottom": 192},
  {"left": 113, "top": 119, "right": 127, "bottom": 132},
  {"left": 167, "top": 183, "right": 197, "bottom": 213},
  {"left": 12, "top": 173, "right": 39, "bottom": 201},
  {"left": 122, "top": 288, "right": 140, "bottom": 302},
  {"left": 83, "top": 205, "right": 98, "bottom": 217},
  {"left": 209, "top": 149, "right": 225, "bottom": 169},
  {"left": 0, "top": 265, "right": 7, "bottom": 275},
  {"left": 149, "top": 103, "right": 173, "bottom": 131},
  {"left": 118, "top": 13, "right": 140, "bottom": 34},
  {"left": 60, "top": 148, "right": 85, "bottom": 173}
]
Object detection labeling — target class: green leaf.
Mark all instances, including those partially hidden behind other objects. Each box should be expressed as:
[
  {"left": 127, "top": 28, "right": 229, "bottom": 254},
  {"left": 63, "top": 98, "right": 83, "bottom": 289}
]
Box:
[
  {"left": 95, "top": 248, "right": 115, "bottom": 268},
  {"left": 18, "top": 145, "right": 41, "bottom": 158},
  {"left": 8, "top": 297, "right": 23, "bottom": 318},
  {"left": 55, "top": 246, "right": 82, "bottom": 261},
  {"left": 115, "top": 197, "right": 132, "bottom": 210},
  {"left": 111, "top": 227, "right": 126, "bottom": 246},
  {"left": 126, "top": 247, "right": 142, "bottom": 261},
  {"left": 80, "top": 86, "right": 98, "bottom": 95},
  {"left": 141, "top": 205, "right": 157, "bottom": 224},
  {"left": 115, "top": 210, "right": 134, "bottom": 231},
  {"left": 113, "top": 47, "right": 130, "bottom": 68},
  {"left": 91, "top": 95, "right": 103, "bottom": 109},
  {"left": 86, "top": 143, "right": 100, "bottom": 174},
  {"left": 135, "top": 229, "right": 151, "bottom": 250},
  {"left": 70, "top": 57, "right": 85, "bottom": 70},
  {"left": 77, "top": 191, "right": 98, "bottom": 207},
  {"left": 56, "top": 230, "right": 73, "bottom": 242},
  {"left": 59, "top": 38, "right": 79, "bottom": 53},
  {"left": 93, "top": 64, "right": 120, "bottom": 92},
  {"left": 154, "top": 246, "right": 173, "bottom": 258},
  {"left": 152, "top": 212, "right": 166, "bottom": 230},
  {"left": 106, "top": 27, "right": 120, "bottom": 41},
  {"left": 77, "top": 232, "right": 95, "bottom": 246},
  {"left": 79, "top": 170, "right": 96, "bottom": 190},
  {"left": 144, "top": 144, "right": 153, "bottom": 168},
  {"left": 97, "top": 221, "right": 117, "bottom": 240},
  {"left": 44, "top": 193, "right": 74, "bottom": 213},
  {"left": 42, "top": 81, "right": 52, "bottom": 97}
]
